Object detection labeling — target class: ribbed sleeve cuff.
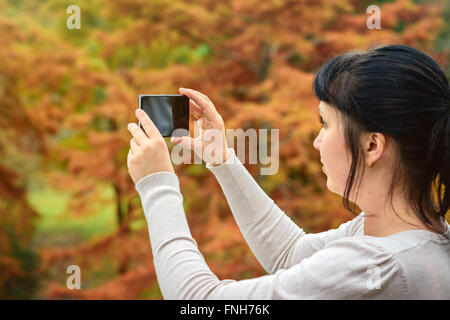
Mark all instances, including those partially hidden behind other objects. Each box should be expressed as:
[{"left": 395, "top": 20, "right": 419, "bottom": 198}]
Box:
[{"left": 206, "top": 147, "right": 240, "bottom": 171}]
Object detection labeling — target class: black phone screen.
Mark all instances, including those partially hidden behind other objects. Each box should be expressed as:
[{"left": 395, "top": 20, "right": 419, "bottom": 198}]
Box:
[{"left": 138, "top": 94, "right": 189, "bottom": 137}]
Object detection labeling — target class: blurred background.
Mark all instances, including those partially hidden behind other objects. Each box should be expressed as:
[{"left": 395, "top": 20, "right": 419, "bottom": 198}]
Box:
[{"left": 0, "top": 0, "right": 448, "bottom": 299}]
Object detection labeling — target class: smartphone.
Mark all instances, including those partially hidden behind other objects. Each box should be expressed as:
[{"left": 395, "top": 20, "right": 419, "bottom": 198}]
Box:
[{"left": 138, "top": 94, "right": 189, "bottom": 137}]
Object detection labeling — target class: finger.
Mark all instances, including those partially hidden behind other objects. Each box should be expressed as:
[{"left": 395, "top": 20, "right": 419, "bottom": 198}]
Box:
[
  {"left": 171, "top": 118, "right": 202, "bottom": 144},
  {"left": 190, "top": 99, "right": 203, "bottom": 119},
  {"left": 194, "top": 117, "right": 203, "bottom": 138},
  {"left": 127, "top": 122, "right": 148, "bottom": 146},
  {"left": 171, "top": 116, "right": 203, "bottom": 141},
  {"left": 179, "top": 88, "right": 218, "bottom": 121},
  {"left": 187, "top": 88, "right": 213, "bottom": 104},
  {"left": 130, "top": 138, "right": 139, "bottom": 154},
  {"left": 135, "top": 109, "right": 162, "bottom": 139},
  {"left": 180, "top": 87, "right": 213, "bottom": 106},
  {"left": 127, "top": 148, "right": 132, "bottom": 165},
  {"left": 172, "top": 135, "right": 195, "bottom": 150}
]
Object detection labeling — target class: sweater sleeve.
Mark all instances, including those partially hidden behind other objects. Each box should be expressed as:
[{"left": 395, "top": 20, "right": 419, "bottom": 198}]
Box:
[
  {"left": 135, "top": 170, "right": 403, "bottom": 300},
  {"left": 205, "top": 147, "right": 365, "bottom": 274}
]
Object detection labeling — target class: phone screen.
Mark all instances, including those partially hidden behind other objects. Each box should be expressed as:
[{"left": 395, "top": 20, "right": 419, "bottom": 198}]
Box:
[{"left": 138, "top": 94, "right": 189, "bottom": 137}]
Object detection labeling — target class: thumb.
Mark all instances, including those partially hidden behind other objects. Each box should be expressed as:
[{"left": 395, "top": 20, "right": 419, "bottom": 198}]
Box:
[{"left": 171, "top": 136, "right": 194, "bottom": 150}]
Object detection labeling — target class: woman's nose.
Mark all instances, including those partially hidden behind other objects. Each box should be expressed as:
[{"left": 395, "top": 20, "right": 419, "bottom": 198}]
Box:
[{"left": 313, "top": 134, "right": 321, "bottom": 151}]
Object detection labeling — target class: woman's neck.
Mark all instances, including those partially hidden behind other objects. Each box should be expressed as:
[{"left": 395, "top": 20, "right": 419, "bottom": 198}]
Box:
[{"left": 363, "top": 209, "right": 447, "bottom": 237}]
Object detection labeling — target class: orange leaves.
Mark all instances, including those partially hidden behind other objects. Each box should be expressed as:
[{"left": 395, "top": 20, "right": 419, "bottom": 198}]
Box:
[
  {"left": 0, "top": 256, "right": 27, "bottom": 293},
  {"left": 39, "top": 226, "right": 158, "bottom": 299},
  {"left": 0, "top": 18, "right": 25, "bottom": 47},
  {"left": 44, "top": 264, "right": 156, "bottom": 300},
  {"left": 402, "top": 18, "right": 443, "bottom": 47},
  {"left": 0, "top": 0, "right": 448, "bottom": 299}
]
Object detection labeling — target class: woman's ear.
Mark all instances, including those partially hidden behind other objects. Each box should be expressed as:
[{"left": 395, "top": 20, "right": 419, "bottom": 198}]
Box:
[{"left": 362, "top": 132, "right": 386, "bottom": 166}]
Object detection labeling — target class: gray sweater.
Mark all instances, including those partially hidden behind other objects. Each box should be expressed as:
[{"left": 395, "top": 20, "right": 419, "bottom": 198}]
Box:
[{"left": 135, "top": 147, "right": 450, "bottom": 299}]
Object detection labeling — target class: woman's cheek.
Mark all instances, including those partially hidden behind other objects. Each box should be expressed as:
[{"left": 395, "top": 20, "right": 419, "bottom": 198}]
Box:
[
  {"left": 321, "top": 135, "right": 331, "bottom": 169},
  {"left": 322, "top": 131, "right": 345, "bottom": 195}
]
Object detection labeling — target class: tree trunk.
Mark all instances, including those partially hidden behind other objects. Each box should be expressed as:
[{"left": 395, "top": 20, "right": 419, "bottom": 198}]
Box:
[{"left": 113, "top": 183, "right": 129, "bottom": 232}]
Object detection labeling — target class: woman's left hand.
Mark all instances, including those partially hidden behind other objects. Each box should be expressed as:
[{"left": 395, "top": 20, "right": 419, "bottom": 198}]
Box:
[{"left": 127, "top": 109, "right": 175, "bottom": 185}]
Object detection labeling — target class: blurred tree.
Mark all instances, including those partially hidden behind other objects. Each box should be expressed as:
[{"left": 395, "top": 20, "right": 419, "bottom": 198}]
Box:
[
  {"left": 0, "top": 0, "right": 447, "bottom": 299},
  {"left": 0, "top": 18, "right": 45, "bottom": 299}
]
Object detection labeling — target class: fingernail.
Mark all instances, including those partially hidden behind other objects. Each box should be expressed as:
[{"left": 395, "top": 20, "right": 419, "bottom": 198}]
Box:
[
  {"left": 127, "top": 123, "right": 132, "bottom": 130},
  {"left": 135, "top": 109, "right": 141, "bottom": 116}
]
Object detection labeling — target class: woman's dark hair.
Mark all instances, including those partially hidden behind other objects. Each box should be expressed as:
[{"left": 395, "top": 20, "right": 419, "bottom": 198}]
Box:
[{"left": 313, "top": 44, "right": 449, "bottom": 233}]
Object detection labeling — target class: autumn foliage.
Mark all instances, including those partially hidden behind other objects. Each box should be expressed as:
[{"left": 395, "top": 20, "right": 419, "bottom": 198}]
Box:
[{"left": 0, "top": 0, "right": 448, "bottom": 299}]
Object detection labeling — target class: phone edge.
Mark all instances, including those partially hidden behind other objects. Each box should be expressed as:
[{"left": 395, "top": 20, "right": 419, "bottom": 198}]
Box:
[{"left": 138, "top": 94, "right": 189, "bottom": 138}]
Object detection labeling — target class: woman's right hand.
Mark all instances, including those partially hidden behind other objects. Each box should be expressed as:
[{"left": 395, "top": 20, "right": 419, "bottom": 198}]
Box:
[{"left": 171, "top": 88, "right": 230, "bottom": 166}]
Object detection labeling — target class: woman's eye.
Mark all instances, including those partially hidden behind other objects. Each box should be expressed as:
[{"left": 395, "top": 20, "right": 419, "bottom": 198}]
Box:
[{"left": 318, "top": 116, "right": 327, "bottom": 128}]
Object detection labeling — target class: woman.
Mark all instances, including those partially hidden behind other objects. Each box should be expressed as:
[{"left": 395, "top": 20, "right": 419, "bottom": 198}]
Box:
[{"left": 127, "top": 44, "right": 449, "bottom": 299}]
